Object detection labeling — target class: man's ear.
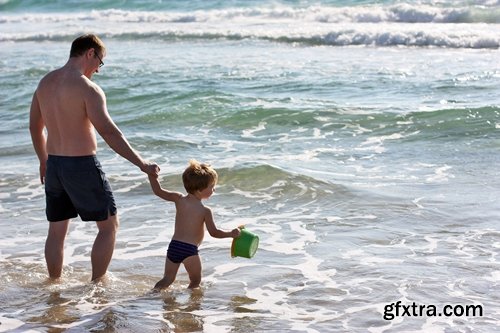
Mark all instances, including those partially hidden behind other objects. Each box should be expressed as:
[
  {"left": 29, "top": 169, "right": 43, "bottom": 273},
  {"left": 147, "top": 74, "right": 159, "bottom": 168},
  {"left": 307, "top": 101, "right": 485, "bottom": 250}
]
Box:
[{"left": 86, "top": 48, "right": 95, "bottom": 59}]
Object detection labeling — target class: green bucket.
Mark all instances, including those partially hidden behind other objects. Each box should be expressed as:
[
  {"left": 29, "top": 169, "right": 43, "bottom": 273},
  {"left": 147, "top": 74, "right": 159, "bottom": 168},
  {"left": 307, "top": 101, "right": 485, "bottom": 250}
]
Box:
[{"left": 231, "top": 228, "right": 259, "bottom": 258}]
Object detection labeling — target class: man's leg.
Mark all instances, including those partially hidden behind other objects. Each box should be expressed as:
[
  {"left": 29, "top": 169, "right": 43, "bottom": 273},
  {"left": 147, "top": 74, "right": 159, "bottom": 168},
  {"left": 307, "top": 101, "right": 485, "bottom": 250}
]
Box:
[
  {"left": 91, "top": 214, "right": 119, "bottom": 281},
  {"left": 45, "top": 220, "right": 70, "bottom": 279}
]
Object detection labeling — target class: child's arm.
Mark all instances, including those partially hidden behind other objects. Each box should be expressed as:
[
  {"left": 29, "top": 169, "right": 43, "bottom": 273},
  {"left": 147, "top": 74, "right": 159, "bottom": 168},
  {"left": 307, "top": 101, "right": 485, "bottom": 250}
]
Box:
[
  {"left": 148, "top": 173, "right": 182, "bottom": 202},
  {"left": 204, "top": 207, "right": 241, "bottom": 239}
]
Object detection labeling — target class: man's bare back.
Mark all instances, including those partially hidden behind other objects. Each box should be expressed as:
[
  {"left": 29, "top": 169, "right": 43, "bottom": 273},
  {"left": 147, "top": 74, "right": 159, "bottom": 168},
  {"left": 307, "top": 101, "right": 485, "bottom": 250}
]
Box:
[{"left": 35, "top": 66, "right": 101, "bottom": 156}]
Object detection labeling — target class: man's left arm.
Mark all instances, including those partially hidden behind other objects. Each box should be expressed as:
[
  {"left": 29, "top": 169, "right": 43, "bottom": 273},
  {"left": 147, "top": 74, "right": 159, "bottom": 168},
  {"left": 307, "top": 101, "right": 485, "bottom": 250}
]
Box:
[{"left": 86, "top": 84, "right": 159, "bottom": 176}]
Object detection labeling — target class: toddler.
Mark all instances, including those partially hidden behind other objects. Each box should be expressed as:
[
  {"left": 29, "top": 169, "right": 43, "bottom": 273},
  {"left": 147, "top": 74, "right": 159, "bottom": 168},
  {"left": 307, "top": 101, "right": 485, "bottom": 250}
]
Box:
[{"left": 148, "top": 159, "right": 240, "bottom": 289}]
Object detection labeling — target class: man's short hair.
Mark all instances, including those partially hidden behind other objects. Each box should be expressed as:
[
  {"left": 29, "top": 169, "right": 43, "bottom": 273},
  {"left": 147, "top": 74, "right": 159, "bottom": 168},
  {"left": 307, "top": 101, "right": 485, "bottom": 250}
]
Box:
[{"left": 70, "top": 34, "right": 105, "bottom": 58}]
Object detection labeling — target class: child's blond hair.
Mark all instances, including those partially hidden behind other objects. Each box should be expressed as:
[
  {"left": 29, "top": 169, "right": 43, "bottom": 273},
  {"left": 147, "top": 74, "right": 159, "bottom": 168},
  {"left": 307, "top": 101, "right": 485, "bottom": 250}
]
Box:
[{"left": 182, "top": 159, "right": 218, "bottom": 194}]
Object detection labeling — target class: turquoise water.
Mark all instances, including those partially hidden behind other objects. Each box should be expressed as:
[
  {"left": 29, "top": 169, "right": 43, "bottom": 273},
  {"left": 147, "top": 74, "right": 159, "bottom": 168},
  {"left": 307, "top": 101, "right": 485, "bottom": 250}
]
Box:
[{"left": 1, "top": 1, "right": 500, "bottom": 332}]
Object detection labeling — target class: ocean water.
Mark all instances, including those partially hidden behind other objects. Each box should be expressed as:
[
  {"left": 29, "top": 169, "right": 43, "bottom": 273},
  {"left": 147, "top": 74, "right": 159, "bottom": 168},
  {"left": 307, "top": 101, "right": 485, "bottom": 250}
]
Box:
[{"left": 1, "top": 0, "right": 499, "bottom": 332}]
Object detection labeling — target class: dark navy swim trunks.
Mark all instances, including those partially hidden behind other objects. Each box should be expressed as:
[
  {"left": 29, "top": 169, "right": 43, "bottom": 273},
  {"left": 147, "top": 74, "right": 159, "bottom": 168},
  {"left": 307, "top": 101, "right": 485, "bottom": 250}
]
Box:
[
  {"left": 45, "top": 155, "right": 117, "bottom": 222},
  {"left": 167, "top": 240, "right": 199, "bottom": 264}
]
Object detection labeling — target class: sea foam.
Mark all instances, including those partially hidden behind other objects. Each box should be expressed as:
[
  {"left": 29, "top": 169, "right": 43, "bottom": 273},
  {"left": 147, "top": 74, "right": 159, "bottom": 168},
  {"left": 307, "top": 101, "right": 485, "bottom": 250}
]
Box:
[{"left": 1, "top": 5, "right": 499, "bottom": 48}]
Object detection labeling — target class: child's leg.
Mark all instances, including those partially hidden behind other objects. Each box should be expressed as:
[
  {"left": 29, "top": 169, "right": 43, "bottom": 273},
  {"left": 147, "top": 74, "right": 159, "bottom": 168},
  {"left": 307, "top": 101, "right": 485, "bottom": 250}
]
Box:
[
  {"left": 183, "top": 255, "right": 202, "bottom": 289},
  {"left": 154, "top": 257, "right": 180, "bottom": 290}
]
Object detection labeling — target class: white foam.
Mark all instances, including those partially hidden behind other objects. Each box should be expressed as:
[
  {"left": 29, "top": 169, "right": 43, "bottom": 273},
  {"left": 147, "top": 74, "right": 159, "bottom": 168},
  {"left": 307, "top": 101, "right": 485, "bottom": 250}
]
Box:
[
  {"left": 0, "top": 312, "right": 25, "bottom": 332},
  {"left": 426, "top": 165, "right": 454, "bottom": 183},
  {"left": 423, "top": 236, "right": 439, "bottom": 254},
  {"left": 13, "top": 178, "right": 45, "bottom": 200},
  {"left": 361, "top": 133, "right": 405, "bottom": 146},
  {"left": 241, "top": 121, "right": 266, "bottom": 138},
  {"left": 484, "top": 270, "right": 500, "bottom": 283},
  {"left": 2, "top": 4, "right": 498, "bottom": 25},
  {"left": 1, "top": 6, "right": 499, "bottom": 48},
  {"left": 413, "top": 197, "right": 425, "bottom": 209}
]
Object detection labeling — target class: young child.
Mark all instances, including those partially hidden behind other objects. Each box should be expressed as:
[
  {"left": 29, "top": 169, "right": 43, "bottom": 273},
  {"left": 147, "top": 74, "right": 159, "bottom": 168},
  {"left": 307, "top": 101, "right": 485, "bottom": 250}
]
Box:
[{"left": 148, "top": 159, "right": 241, "bottom": 289}]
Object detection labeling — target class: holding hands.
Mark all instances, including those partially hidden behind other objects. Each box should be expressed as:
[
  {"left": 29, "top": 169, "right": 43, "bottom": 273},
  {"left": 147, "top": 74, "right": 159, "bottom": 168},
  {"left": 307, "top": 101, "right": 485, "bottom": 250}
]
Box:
[{"left": 141, "top": 161, "right": 160, "bottom": 177}]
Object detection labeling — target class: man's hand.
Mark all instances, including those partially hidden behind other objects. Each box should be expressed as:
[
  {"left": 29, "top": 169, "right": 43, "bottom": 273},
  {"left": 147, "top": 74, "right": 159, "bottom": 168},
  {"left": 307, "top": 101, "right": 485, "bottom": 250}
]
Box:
[
  {"left": 39, "top": 161, "right": 46, "bottom": 184},
  {"left": 141, "top": 162, "right": 160, "bottom": 177}
]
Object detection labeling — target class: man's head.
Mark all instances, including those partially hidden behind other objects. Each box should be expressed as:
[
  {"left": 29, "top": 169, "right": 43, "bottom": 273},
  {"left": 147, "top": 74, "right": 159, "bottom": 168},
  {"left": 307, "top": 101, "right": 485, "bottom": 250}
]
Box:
[
  {"left": 70, "top": 34, "right": 106, "bottom": 59},
  {"left": 69, "top": 34, "right": 106, "bottom": 77}
]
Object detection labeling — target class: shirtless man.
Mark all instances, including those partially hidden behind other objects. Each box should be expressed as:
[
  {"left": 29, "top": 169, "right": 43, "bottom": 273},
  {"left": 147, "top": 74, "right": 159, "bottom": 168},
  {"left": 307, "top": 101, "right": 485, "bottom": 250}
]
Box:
[{"left": 29, "top": 34, "right": 159, "bottom": 282}]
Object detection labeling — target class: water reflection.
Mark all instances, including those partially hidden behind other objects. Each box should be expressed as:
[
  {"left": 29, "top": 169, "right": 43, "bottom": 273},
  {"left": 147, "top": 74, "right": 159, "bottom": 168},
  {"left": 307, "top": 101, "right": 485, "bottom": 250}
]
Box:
[
  {"left": 27, "top": 291, "right": 78, "bottom": 331},
  {"left": 228, "top": 295, "right": 261, "bottom": 332},
  {"left": 160, "top": 288, "right": 204, "bottom": 332}
]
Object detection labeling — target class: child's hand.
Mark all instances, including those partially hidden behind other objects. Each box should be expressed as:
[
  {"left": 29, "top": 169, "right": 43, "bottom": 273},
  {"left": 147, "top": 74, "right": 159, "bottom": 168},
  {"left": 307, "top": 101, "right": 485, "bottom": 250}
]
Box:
[
  {"left": 142, "top": 162, "right": 160, "bottom": 177},
  {"left": 231, "top": 228, "right": 241, "bottom": 238},
  {"left": 147, "top": 170, "right": 159, "bottom": 180}
]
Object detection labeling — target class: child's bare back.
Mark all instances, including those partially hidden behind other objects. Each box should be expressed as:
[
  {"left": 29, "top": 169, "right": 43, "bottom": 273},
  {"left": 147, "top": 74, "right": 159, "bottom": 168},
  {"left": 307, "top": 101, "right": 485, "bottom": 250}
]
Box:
[{"left": 171, "top": 193, "right": 214, "bottom": 246}]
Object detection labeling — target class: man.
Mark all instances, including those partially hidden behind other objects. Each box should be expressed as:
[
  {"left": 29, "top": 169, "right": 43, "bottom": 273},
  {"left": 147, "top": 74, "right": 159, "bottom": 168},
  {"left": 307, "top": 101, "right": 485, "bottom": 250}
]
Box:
[{"left": 29, "top": 34, "right": 159, "bottom": 282}]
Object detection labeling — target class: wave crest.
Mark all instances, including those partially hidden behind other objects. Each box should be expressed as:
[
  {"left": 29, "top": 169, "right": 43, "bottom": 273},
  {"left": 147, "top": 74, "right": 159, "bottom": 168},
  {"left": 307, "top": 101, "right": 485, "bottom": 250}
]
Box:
[
  {"left": 2, "top": 4, "right": 499, "bottom": 24},
  {"left": 1, "top": 5, "right": 499, "bottom": 48}
]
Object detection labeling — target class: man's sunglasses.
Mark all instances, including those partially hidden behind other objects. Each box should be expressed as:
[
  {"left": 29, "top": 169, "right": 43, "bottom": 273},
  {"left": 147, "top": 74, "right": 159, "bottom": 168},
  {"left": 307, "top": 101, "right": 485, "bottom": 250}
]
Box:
[{"left": 95, "top": 50, "right": 104, "bottom": 68}]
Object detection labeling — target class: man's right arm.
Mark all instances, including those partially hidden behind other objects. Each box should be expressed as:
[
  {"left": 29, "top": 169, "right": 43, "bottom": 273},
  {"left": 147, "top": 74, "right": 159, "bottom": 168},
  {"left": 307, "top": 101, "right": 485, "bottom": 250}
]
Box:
[{"left": 29, "top": 91, "right": 48, "bottom": 184}]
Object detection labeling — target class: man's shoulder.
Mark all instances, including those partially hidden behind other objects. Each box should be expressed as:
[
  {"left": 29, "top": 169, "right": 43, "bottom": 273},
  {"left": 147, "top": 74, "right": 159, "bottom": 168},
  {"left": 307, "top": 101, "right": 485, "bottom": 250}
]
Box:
[
  {"left": 67, "top": 73, "right": 104, "bottom": 99},
  {"left": 83, "top": 77, "right": 104, "bottom": 95},
  {"left": 38, "top": 68, "right": 93, "bottom": 89},
  {"left": 38, "top": 68, "right": 60, "bottom": 86}
]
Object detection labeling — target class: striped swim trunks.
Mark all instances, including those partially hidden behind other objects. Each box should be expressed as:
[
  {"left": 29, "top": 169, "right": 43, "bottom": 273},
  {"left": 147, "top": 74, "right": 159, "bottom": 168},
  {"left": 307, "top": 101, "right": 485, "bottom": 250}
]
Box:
[{"left": 167, "top": 240, "right": 199, "bottom": 264}]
